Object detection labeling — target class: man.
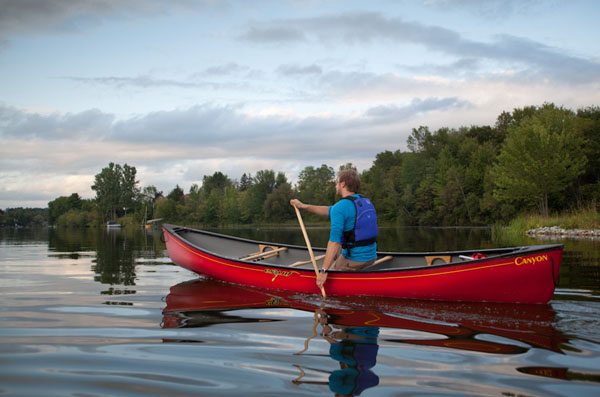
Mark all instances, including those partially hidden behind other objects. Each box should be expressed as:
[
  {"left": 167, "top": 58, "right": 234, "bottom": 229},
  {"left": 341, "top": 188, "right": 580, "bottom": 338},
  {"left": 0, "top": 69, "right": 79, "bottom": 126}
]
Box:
[{"left": 290, "top": 169, "right": 377, "bottom": 289}]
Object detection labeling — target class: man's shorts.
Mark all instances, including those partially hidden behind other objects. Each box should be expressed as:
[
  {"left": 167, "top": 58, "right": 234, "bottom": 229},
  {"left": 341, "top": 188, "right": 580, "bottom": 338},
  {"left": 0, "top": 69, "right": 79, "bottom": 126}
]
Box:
[{"left": 330, "top": 256, "right": 375, "bottom": 271}]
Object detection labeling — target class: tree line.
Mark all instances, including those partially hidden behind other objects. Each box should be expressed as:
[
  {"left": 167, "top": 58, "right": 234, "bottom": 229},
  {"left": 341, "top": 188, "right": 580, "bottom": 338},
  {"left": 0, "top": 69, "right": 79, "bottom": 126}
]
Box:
[{"left": 2, "top": 103, "right": 598, "bottom": 228}]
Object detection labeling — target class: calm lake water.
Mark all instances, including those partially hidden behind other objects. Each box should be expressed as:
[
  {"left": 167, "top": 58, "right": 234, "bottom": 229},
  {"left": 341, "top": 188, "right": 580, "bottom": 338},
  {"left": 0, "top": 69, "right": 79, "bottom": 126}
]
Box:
[{"left": 1, "top": 226, "right": 599, "bottom": 396}]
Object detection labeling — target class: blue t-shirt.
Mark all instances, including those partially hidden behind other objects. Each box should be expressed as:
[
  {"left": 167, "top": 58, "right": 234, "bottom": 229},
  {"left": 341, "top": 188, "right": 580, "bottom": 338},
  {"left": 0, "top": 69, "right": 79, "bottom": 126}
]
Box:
[{"left": 328, "top": 195, "right": 377, "bottom": 262}]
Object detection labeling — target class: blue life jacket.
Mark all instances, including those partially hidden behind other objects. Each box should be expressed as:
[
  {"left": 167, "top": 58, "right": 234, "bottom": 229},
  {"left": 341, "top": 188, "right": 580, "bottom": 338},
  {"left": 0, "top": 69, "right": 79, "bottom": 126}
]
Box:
[{"left": 341, "top": 195, "right": 377, "bottom": 253}]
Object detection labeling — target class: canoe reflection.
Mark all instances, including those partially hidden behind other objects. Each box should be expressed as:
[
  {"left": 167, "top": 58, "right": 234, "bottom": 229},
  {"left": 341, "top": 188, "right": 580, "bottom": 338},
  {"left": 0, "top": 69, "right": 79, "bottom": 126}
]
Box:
[
  {"left": 162, "top": 278, "right": 571, "bottom": 389},
  {"left": 163, "top": 278, "right": 568, "bottom": 354}
]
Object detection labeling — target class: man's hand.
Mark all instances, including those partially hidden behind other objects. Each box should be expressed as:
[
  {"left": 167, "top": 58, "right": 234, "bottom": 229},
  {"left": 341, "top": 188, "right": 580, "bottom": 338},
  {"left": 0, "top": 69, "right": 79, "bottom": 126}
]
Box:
[
  {"left": 290, "top": 198, "right": 306, "bottom": 209},
  {"left": 316, "top": 270, "right": 328, "bottom": 289}
]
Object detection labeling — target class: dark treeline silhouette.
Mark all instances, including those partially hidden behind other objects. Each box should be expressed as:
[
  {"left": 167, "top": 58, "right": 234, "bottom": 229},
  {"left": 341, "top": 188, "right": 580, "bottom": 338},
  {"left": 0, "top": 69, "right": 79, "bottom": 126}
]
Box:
[{"left": 3, "top": 103, "right": 598, "bottom": 228}]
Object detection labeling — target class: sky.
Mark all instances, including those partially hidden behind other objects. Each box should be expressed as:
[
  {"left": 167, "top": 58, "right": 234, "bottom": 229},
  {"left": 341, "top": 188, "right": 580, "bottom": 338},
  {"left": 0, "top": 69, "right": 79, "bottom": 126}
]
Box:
[{"left": 1, "top": 0, "right": 599, "bottom": 209}]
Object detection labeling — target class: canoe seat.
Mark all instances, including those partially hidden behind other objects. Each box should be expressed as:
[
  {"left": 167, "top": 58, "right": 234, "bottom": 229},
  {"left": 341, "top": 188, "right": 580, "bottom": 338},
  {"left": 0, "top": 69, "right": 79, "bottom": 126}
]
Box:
[{"left": 425, "top": 255, "right": 451, "bottom": 266}]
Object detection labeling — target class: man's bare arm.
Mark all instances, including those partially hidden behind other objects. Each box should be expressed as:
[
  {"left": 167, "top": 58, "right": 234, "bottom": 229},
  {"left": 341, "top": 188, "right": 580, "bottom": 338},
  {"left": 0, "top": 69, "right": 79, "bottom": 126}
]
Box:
[
  {"left": 290, "top": 199, "right": 329, "bottom": 217},
  {"left": 317, "top": 241, "right": 341, "bottom": 288}
]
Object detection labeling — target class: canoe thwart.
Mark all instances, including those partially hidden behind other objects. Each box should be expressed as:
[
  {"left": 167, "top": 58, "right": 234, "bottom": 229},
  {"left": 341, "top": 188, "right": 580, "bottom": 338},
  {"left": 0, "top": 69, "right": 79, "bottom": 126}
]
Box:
[
  {"left": 244, "top": 244, "right": 282, "bottom": 257},
  {"left": 290, "top": 254, "right": 326, "bottom": 267},
  {"left": 241, "top": 246, "right": 288, "bottom": 261},
  {"left": 374, "top": 255, "right": 393, "bottom": 265},
  {"left": 425, "top": 255, "right": 451, "bottom": 266}
]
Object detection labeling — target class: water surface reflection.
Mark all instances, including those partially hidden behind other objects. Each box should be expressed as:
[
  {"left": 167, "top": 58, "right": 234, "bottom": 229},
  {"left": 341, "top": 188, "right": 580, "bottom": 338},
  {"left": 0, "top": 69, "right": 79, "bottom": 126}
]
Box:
[
  {"left": 1, "top": 226, "right": 598, "bottom": 396},
  {"left": 162, "top": 278, "right": 594, "bottom": 395}
]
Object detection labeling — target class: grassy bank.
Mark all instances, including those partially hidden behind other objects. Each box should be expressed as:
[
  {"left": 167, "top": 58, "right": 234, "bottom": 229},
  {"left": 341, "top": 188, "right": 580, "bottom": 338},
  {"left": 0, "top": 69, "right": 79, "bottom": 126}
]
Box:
[{"left": 504, "top": 207, "right": 599, "bottom": 234}]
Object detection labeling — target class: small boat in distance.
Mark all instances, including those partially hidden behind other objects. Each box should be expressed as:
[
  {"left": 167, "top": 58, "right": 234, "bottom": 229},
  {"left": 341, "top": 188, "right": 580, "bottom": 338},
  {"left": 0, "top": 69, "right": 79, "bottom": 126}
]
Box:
[
  {"left": 106, "top": 220, "right": 121, "bottom": 229},
  {"left": 162, "top": 224, "right": 563, "bottom": 304}
]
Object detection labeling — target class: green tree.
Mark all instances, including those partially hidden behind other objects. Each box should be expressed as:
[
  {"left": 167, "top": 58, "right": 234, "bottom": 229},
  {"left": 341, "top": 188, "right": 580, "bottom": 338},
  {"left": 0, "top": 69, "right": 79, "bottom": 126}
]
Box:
[
  {"left": 222, "top": 186, "right": 241, "bottom": 224},
  {"left": 361, "top": 151, "right": 403, "bottom": 223},
  {"left": 433, "top": 147, "right": 468, "bottom": 225},
  {"left": 244, "top": 170, "right": 277, "bottom": 222},
  {"left": 296, "top": 164, "right": 336, "bottom": 207},
  {"left": 494, "top": 106, "right": 537, "bottom": 144},
  {"left": 92, "top": 163, "right": 139, "bottom": 221},
  {"left": 48, "top": 194, "right": 87, "bottom": 225},
  {"left": 120, "top": 164, "right": 139, "bottom": 213},
  {"left": 154, "top": 197, "right": 183, "bottom": 222},
  {"left": 338, "top": 163, "right": 357, "bottom": 172},
  {"left": 202, "top": 189, "right": 222, "bottom": 226},
  {"left": 493, "top": 104, "right": 587, "bottom": 217},
  {"left": 407, "top": 126, "right": 432, "bottom": 153},
  {"left": 466, "top": 140, "right": 500, "bottom": 223},
  {"left": 264, "top": 182, "right": 294, "bottom": 222},
  {"left": 239, "top": 173, "right": 254, "bottom": 191},
  {"left": 167, "top": 185, "right": 185, "bottom": 203},
  {"left": 48, "top": 196, "right": 71, "bottom": 224},
  {"left": 202, "top": 172, "right": 231, "bottom": 195},
  {"left": 575, "top": 106, "right": 600, "bottom": 207},
  {"left": 2, "top": 208, "right": 47, "bottom": 227},
  {"left": 140, "top": 185, "right": 161, "bottom": 222}
]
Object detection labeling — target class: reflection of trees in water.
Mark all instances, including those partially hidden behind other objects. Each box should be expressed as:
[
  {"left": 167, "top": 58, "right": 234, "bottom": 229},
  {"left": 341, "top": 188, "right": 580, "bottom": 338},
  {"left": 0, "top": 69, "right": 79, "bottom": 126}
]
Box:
[
  {"left": 0, "top": 227, "right": 50, "bottom": 243},
  {"left": 47, "top": 227, "right": 165, "bottom": 288},
  {"left": 93, "top": 230, "right": 137, "bottom": 286},
  {"left": 48, "top": 227, "right": 98, "bottom": 253}
]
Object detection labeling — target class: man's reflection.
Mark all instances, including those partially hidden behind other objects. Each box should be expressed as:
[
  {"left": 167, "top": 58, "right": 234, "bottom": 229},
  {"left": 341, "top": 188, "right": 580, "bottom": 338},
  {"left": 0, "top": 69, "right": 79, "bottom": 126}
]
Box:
[{"left": 318, "top": 308, "right": 380, "bottom": 396}]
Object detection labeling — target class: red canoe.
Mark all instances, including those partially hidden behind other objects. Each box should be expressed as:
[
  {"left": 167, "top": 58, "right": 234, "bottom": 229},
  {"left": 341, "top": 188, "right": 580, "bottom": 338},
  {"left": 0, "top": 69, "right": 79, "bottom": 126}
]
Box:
[{"left": 162, "top": 224, "right": 563, "bottom": 304}]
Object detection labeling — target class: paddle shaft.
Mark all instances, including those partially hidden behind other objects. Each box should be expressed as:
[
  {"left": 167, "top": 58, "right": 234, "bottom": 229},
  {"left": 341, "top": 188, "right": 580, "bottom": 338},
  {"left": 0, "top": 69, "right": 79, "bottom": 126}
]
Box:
[{"left": 293, "top": 205, "right": 326, "bottom": 298}]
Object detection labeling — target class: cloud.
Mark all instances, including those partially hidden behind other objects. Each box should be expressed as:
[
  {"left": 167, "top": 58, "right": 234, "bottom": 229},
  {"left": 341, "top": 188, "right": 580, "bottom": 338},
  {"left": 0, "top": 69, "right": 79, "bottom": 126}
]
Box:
[
  {"left": 366, "top": 97, "right": 471, "bottom": 122},
  {"left": 277, "top": 64, "right": 323, "bottom": 76},
  {"left": 1, "top": 97, "right": 468, "bottom": 153},
  {"left": 423, "top": 0, "right": 544, "bottom": 19},
  {"left": 63, "top": 71, "right": 271, "bottom": 97},
  {"left": 238, "top": 26, "right": 306, "bottom": 44},
  {"left": 240, "top": 12, "right": 600, "bottom": 85},
  {"left": 402, "top": 58, "right": 482, "bottom": 76},
  {"left": 0, "top": 105, "right": 114, "bottom": 140},
  {"left": 240, "top": 12, "right": 460, "bottom": 46},
  {"left": 66, "top": 75, "right": 221, "bottom": 90},
  {"left": 203, "top": 62, "right": 250, "bottom": 76},
  {"left": 0, "top": 0, "right": 223, "bottom": 38},
  {"left": 0, "top": 97, "right": 459, "bottom": 204},
  {"left": 0, "top": 184, "right": 57, "bottom": 207}
]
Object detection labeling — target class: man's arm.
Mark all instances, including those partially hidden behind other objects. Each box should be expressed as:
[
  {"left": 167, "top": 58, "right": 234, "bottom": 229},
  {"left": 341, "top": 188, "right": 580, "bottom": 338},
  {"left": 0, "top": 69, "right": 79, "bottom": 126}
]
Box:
[
  {"left": 316, "top": 240, "right": 341, "bottom": 288},
  {"left": 290, "top": 199, "right": 329, "bottom": 217}
]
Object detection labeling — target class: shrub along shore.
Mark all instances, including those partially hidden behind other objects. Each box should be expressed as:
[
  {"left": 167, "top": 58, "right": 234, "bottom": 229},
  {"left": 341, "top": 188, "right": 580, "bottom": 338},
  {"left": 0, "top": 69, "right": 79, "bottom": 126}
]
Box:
[{"left": 505, "top": 207, "right": 600, "bottom": 239}]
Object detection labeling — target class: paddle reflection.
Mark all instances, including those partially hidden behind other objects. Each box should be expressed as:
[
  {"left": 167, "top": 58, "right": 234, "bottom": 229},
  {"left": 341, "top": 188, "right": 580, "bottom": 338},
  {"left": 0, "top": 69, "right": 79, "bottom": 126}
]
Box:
[{"left": 162, "top": 278, "right": 572, "bottom": 392}]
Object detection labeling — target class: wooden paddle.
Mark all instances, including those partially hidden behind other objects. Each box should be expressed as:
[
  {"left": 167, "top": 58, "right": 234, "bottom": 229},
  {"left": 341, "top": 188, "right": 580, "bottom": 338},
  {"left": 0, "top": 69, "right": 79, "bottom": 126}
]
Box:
[{"left": 293, "top": 205, "right": 326, "bottom": 298}]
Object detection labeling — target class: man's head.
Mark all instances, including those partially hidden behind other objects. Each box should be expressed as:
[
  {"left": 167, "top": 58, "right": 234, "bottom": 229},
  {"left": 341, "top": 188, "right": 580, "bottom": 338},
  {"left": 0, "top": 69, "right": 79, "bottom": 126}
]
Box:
[{"left": 336, "top": 169, "right": 360, "bottom": 195}]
